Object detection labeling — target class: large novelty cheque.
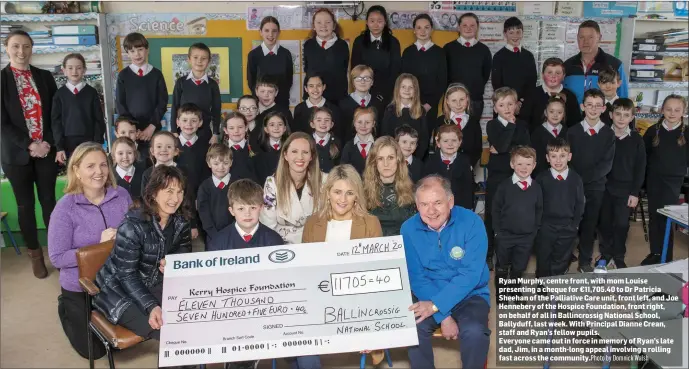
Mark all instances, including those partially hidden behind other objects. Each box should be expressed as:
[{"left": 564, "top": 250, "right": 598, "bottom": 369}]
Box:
[{"left": 158, "top": 236, "right": 419, "bottom": 367}]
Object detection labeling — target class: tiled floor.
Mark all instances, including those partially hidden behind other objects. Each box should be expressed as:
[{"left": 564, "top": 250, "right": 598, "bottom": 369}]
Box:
[{"left": 1, "top": 223, "right": 686, "bottom": 368}]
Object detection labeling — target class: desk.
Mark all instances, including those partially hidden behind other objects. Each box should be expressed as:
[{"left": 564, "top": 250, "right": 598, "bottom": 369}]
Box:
[{"left": 657, "top": 208, "right": 689, "bottom": 263}]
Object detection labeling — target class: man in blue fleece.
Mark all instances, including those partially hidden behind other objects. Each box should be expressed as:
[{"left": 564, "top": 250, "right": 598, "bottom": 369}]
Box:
[{"left": 402, "top": 175, "right": 491, "bottom": 369}]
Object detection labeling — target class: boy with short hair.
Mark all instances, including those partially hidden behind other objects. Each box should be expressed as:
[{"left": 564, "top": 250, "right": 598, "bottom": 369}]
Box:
[
  {"left": 423, "top": 124, "right": 474, "bottom": 209},
  {"left": 395, "top": 125, "right": 421, "bottom": 183},
  {"left": 492, "top": 146, "right": 542, "bottom": 296},
  {"left": 522, "top": 58, "right": 581, "bottom": 132},
  {"left": 176, "top": 103, "right": 211, "bottom": 202},
  {"left": 485, "top": 87, "right": 531, "bottom": 269},
  {"left": 115, "top": 32, "right": 168, "bottom": 164},
  {"left": 197, "top": 143, "right": 235, "bottom": 244},
  {"left": 254, "top": 76, "right": 293, "bottom": 133},
  {"left": 293, "top": 72, "right": 341, "bottom": 134},
  {"left": 566, "top": 88, "right": 615, "bottom": 272},
  {"left": 597, "top": 66, "right": 624, "bottom": 127},
  {"left": 535, "top": 137, "right": 585, "bottom": 277},
  {"left": 491, "top": 16, "right": 537, "bottom": 117},
  {"left": 206, "top": 178, "right": 284, "bottom": 251},
  {"left": 598, "top": 98, "right": 646, "bottom": 269},
  {"left": 171, "top": 43, "right": 221, "bottom": 144}
]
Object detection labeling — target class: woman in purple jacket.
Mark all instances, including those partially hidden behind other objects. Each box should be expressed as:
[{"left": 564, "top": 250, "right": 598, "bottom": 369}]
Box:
[{"left": 47, "top": 142, "right": 132, "bottom": 359}]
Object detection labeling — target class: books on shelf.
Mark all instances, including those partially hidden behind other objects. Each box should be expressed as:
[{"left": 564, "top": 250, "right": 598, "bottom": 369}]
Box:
[
  {"left": 52, "top": 35, "right": 97, "bottom": 46},
  {"left": 51, "top": 25, "right": 96, "bottom": 36}
]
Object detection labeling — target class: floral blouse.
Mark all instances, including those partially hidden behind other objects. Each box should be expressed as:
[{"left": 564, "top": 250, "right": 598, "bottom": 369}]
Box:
[{"left": 11, "top": 66, "right": 43, "bottom": 141}]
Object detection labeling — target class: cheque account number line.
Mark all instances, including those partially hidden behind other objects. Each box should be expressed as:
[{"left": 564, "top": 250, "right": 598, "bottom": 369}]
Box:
[
  {"left": 168, "top": 300, "right": 308, "bottom": 312},
  {"left": 166, "top": 312, "right": 308, "bottom": 325},
  {"left": 183, "top": 288, "right": 307, "bottom": 299},
  {"left": 282, "top": 315, "right": 408, "bottom": 328}
]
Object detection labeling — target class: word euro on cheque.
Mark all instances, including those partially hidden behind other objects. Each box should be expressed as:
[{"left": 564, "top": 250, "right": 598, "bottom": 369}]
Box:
[{"left": 159, "top": 236, "right": 418, "bottom": 367}]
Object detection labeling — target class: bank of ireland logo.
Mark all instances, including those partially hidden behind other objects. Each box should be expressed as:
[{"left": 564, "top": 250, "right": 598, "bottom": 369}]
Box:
[
  {"left": 450, "top": 246, "right": 465, "bottom": 260},
  {"left": 268, "top": 249, "right": 296, "bottom": 263}
]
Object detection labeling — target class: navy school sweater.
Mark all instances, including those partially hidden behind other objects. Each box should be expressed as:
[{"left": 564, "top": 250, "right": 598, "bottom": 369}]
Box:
[
  {"left": 643, "top": 121, "right": 689, "bottom": 179},
  {"left": 530, "top": 124, "right": 569, "bottom": 176},
  {"left": 338, "top": 94, "right": 386, "bottom": 142},
  {"left": 247, "top": 45, "right": 293, "bottom": 107},
  {"left": 536, "top": 168, "right": 585, "bottom": 229},
  {"left": 170, "top": 76, "right": 221, "bottom": 138},
  {"left": 197, "top": 176, "right": 235, "bottom": 242},
  {"left": 229, "top": 144, "right": 258, "bottom": 183},
  {"left": 423, "top": 152, "right": 474, "bottom": 210},
  {"left": 177, "top": 138, "right": 211, "bottom": 195},
  {"left": 206, "top": 222, "right": 284, "bottom": 252},
  {"left": 435, "top": 114, "right": 483, "bottom": 167},
  {"left": 114, "top": 162, "right": 145, "bottom": 201},
  {"left": 402, "top": 43, "right": 447, "bottom": 110},
  {"left": 407, "top": 156, "right": 423, "bottom": 183},
  {"left": 491, "top": 46, "right": 538, "bottom": 102},
  {"left": 340, "top": 140, "right": 368, "bottom": 175},
  {"left": 254, "top": 146, "right": 281, "bottom": 186},
  {"left": 566, "top": 123, "right": 616, "bottom": 191},
  {"left": 350, "top": 34, "right": 402, "bottom": 103},
  {"left": 443, "top": 40, "right": 492, "bottom": 101},
  {"left": 606, "top": 131, "right": 646, "bottom": 198},
  {"left": 303, "top": 38, "right": 350, "bottom": 103},
  {"left": 292, "top": 100, "right": 342, "bottom": 135},
  {"left": 492, "top": 177, "right": 542, "bottom": 237},
  {"left": 381, "top": 104, "right": 429, "bottom": 157},
  {"left": 486, "top": 118, "right": 531, "bottom": 175},
  {"left": 115, "top": 66, "right": 168, "bottom": 131},
  {"left": 51, "top": 84, "right": 105, "bottom": 151},
  {"left": 315, "top": 135, "right": 342, "bottom": 174}
]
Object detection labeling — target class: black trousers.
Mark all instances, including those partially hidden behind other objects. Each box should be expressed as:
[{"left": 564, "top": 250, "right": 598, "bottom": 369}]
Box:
[
  {"left": 136, "top": 140, "right": 152, "bottom": 166},
  {"left": 647, "top": 176, "right": 684, "bottom": 260},
  {"left": 535, "top": 224, "right": 578, "bottom": 278},
  {"left": 494, "top": 233, "right": 535, "bottom": 298},
  {"left": 1, "top": 155, "right": 58, "bottom": 249},
  {"left": 577, "top": 188, "right": 604, "bottom": 266},
  {"left": 599, "top": 192, "right": 632, "bottom": 264},
  {"left": 484, "top": 171, "right": 511, "bottom": 258},
  {"left": 59, "top": 288, "right": 107, "bottom": 359},
  {"left": 118, "top": 282, "right": 163, "bottom": 340}
]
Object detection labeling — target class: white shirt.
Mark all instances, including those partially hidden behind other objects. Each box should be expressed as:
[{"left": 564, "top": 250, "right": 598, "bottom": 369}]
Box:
[
  {"left": 512, "top": 173, "right": 533, "bottom": 188},
  {"left": 616, "top": 126, "right": 632, "bottom": 140},
  {"left": 269, "top": 138, "right": 281, "bottom": 150},
  {"left": 155, "top": 161, "right": 177, "bottom": 167},
  {"left": 542, "top": 84, "right": 564, "bottom": 94},
  {"left": 351, "top": 92, "right": 371, "bottom": 106},
  {"left": 186, "top": 71, "right": 209, "bottom": 84},
  {"left": 406, "top": 156, "right": 413, "bottom": 165},
  {"left": 116, "top": 165, "right": 135, "bottom": 179},
  {"left": 505, "top": 44, "right": 521, "bottom": 52},
  {"left": 401, "top": 103, "right": 412, "bottom": 109},
  {"left": 248, "top": 120, "right": 256, "bottom": 133},
  {"left": 450, "top": 112, "right": 469, "bottom": 129},
  {"left": 129, "top": 63, "right": 152, "bottom": 76},
  {"left": 314, "top": 132, "right": 330, "bottom": 145},
  {"left": 261, "top": 42, "right": 279, "bottom": 56},
  {"left": 179, "top": 134, "right": 198, "bottom": 147},
  {"left": 259, "top": 102, "right": 275, "bottom": 114},
  {"left": 428, "top": 219, "right": 449, "bottom": 233},
  {"left": 543, "top": 122, "right": 563, "bottom": 137},
  {"left": 235, "top": 222, "right": 259, "bottom": 239},
  {"left": 325, "top": 219, "right": 353, "bottom": 242},
  {"left": 212, "top": 173, "right": 231, "bottom": 188},
  {"left": 370, "top": 33, "right": 382, "bottom": 43},
  {"left": 229, "top": 139, "right": 247, "bottom": 149},
  {"left": 662, "top": 120, "right": 681, "bottom": 131},
  {"left": 498, "top": 116, "right": 511, "bottom": 127},
  {"left": 415, "top": 40, "right": 433, "bottom": 51},
  {"left": 354, "top": 134, "right": 374, "bottom": 147},
  {"left": 458, "top": 36, "right": 477, "bottom": 47},
  {"left": 316, "top": 35, "right": 337, "bottom": 50},
  {"left": 440, "top": 152, "right": 457, "bottom": 165},
  {"left": 65, "top": 81, "right": 85, "bottom": 94},
  {"left": 306, "top": 97, "right": 326, "bottom": 108},
  {"left": 605, "top": 96, "right": 618, "bottom": 106},
  {"left": 581, "top": 120, "right": 605, "bottom": 135},
  {"left": 550, "top": 167, "right": 569, "bottom": 180}
]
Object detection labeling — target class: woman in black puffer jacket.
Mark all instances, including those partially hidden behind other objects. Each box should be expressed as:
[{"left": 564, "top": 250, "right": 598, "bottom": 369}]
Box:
[{"left": 93, "top": 166, "right": 192, "bottom": 340}]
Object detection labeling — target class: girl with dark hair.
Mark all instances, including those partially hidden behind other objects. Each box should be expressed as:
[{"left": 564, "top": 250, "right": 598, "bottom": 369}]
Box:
[
  {"left": 402, "top": 14, "right": 447, "bottom": 123},
  {"left": 254, "top": 110, "right": 290, "bottom": 184},
  {"left": 93, "top": 165, "right": 192, "bottom": 341},
  {"left": 303, "top": 8, "right": 349, "bottom": 103},
  {"left": 351, "top": 5, "right": 401, "bottom": 105},
  {"left": 1, "top": 29, "right": 59, "bottom": 278},
  {"left": 247, "top": 16, "right": 294, "bottom": 108}
]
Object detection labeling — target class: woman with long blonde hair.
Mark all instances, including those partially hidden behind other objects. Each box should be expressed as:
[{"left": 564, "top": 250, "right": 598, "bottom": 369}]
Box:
[
  {"left": 260, "top": 132, "right": 323, "bottom": 244},
  {"left": 380, "top": 73, "right": 429, "bottom": 156},
  {"left": 363, "top": 137, "right": 416, "bottom": 236}
]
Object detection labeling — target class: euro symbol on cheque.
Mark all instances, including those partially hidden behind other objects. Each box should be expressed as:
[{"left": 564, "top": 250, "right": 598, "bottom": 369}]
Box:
[
  {"left": 318, "top": 280, "right": 330, "bottom": 292},
  {"left": 268, "top": 249, "right": 296, "bottom": 263}
]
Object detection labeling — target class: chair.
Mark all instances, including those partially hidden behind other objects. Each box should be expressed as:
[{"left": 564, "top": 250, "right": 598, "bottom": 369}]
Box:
[
  {"left": 1, "top": 212, "right": 21, "bottom": 255},
  {"left": 359, "top": 349, "right": 393, "bottom": 369},
  {"left": 76, "top": 240, "right": 146, "bottom": 369}
]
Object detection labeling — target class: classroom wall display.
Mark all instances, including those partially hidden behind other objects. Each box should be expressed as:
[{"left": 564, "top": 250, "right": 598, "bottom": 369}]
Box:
[
  {"left": 582, "top": 2, "right": 638, "bottom": 18},
  {"left": 555, "top": 2, "right": 584, "bottom": 16},
  {"left": 429, "top": 1, "right": 518, "bottom": 14},
  {"left": 246, "top": 6, "right": 314, "bottom": 30}
]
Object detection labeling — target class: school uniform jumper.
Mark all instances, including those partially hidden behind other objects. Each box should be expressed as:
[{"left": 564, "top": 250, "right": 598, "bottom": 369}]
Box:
[
  {"left": 340, "top": 140, "right": 369, "bottom": 175},
  {"left": 566, "top": 122, "right": 615, "bottom": 268},
  {"left": 423, "top": 152, "right": 474, "bottom": 210},
  {"left": 406, "top": 156, "right": 423, "bottom": 183},
  {"left": 402, "top": 42, "right": 447, "bottom": 123},
  {"left": 254, "top": 146, "right": 281, "bottom": 186},
  {"left": 643, "top": 121, "right": 689, "bottom": 261},
  {"left": 535, "top": 168, "right": 585, "bottom": 277},
  {"left": 170, "top": 74, "right": 221, "bottom": 143},
  {"left": 338, "top": 93, "right": 385, "bottom": 142},
  {"left": 229, "top": 143, "right": 258, "bottom": 183},
  {"left": 197, "top": 175, "right": 235, "bottom": 245},
  {"left": 303, "top": 37, "right": 350, "bottom": 103},
  {"left": 381, "top": 104, "right": 429, "bottom": 157},
  {"left": 247, "top": 44, "right": 294, "bottom": 108},
  {"left": 491, "top": 46, "right": 538, "bottom": 109},
  {"left": 114, "top": 163, "right": 145, "bottom": 201},
  {"left": 314, "top": 134, "right": 342, "bottom": 174},
  {"left": 435, "top": 113, "right": 483, "bottom": 168},
  {"left": 485, "top": 118, "right": 531, "bottom": 259},
  {"left": 599, "top": 130, "right": 646, "bottom": 265},
  {"left": 530, "top": 123, "right": 569, "bottom": 176},
  {"left": 51, "top": 83, "right": 105, "bottom": 156},
  {"left": 444, "top": 39, "right": 492, "bottom": 115},
  {"left": 206, "top": 222, "right": 284, "bottom": 252},
  {"left": 351, "top": 33, "right": 402, "bottom": 105}
]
